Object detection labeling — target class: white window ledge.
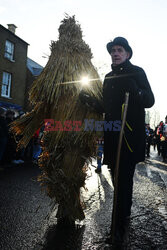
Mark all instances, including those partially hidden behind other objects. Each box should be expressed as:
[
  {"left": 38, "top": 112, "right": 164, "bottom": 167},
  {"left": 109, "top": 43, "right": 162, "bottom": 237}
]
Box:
[{"left": 1, "top": 96, "right": 12, "bottom": 99}]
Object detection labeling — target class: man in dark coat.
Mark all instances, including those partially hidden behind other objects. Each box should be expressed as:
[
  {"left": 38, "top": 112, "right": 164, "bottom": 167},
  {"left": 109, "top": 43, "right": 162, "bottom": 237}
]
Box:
[
  {"left": 103, "top": 37, "right": 154, "bottom": 248},
  {"left": 80, "top": 37, "right": 154, "bottom": 248}
]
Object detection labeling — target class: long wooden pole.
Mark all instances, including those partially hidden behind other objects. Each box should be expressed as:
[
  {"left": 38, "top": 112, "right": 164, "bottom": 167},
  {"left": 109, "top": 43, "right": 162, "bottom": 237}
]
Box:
[{"left": 111, "top": 92, "right": 129, "bottom": 243}]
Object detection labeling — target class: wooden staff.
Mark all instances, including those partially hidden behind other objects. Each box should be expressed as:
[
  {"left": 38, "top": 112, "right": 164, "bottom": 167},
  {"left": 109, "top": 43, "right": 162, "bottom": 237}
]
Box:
[{"left": 111, "top": 92, "right": 129, "bottom": 243}]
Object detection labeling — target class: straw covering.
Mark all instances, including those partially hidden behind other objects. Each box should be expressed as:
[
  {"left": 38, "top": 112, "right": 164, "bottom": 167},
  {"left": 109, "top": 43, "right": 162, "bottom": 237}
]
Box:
[{"left": 11, "top": 15, "right": 103, "bottom": 221}]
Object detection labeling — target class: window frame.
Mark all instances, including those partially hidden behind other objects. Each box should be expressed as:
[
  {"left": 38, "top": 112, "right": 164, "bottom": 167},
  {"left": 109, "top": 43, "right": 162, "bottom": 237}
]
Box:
[
  {"left": 4, "top": 40, "right": 15, "bottom": 61},
  {"left": 1, "top": 71, "right": 12, "bottom": 98}
]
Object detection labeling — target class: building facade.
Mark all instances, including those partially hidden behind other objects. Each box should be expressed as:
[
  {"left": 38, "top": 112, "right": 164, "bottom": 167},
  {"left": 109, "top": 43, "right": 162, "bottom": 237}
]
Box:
[{"left": 0, "top": 24, "right": 29, "bottom": 111}]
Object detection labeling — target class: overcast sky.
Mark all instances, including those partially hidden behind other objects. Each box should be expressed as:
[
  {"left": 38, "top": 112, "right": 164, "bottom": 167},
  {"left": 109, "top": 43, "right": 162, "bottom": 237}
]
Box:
[{"left": 0, "top": 0, "right": 167, "bottom": 121}]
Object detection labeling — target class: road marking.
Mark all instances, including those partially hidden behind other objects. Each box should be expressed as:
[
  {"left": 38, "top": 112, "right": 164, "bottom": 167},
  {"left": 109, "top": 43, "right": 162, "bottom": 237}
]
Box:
[
  {"left": 151, "top": 158, "right": 167, "bottom": 166},
  {"left": 147, "top": 165, "right": 167, "bottom": 188},
  {"left": 146, "top": 165, "right": 153, "bottom": 178},
  {"left": 159, "top": 172, "right": 167, "bottom": 189}
]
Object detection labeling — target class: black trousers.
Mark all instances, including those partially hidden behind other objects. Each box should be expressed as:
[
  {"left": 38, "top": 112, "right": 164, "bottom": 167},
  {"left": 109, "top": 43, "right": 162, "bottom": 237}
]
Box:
[
  {"left": 161, "top": 141, "right": 167, "bottom": 160},
  {"left": 146, "top": 142, "right": 151, "bottom": 156},
  {"left": 111, "top": 160, "right": 136, "bottom": 221}
]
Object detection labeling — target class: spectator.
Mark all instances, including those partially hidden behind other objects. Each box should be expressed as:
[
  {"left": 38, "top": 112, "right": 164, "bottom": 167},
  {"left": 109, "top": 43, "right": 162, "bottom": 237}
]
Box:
[
  {"left": 3, "top": 110, "right": 24, "bottom": 165},
  {"left": 145, "top": 123, "right": 154, "bottom": 157},
  {"left": 32, "top": 128, "right": 42, "bottom": 164},
  {"left": 0, "top": 108, "right": 8, "bottom": 170},
  {"left": 95, "top": 137, "right": 104, "bottom": 173},
  {"left": 161, "top": 116, "right": 167, "bottom": 162}
]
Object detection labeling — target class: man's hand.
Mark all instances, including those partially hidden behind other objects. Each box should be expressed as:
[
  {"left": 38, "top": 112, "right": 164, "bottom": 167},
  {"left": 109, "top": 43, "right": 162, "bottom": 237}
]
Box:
[{"left": 79, "top": 90, "right": 93, "bottom": 107}]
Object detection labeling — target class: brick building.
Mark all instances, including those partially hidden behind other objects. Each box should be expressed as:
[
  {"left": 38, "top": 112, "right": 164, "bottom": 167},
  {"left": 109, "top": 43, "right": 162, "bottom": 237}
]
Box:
[{"left": 0, "top": 24, "right": 29, "bottom": 111}]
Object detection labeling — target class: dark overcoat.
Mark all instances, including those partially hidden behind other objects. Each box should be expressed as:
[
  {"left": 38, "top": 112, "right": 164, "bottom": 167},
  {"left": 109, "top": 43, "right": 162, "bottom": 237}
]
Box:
[{"left": 103, "top": 60, "right": 155, "bottom": 166}]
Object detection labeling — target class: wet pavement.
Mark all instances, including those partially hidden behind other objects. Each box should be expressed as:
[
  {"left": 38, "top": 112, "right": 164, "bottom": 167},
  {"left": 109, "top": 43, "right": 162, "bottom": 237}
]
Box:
[{"left": 0, "top": 147, "right": 167, "bottom": 250}]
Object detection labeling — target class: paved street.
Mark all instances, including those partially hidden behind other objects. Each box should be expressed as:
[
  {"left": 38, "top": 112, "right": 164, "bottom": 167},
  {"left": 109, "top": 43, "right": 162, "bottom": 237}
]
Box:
[{"left": 0, "top": 148, "right": 167, "bottom": 250}]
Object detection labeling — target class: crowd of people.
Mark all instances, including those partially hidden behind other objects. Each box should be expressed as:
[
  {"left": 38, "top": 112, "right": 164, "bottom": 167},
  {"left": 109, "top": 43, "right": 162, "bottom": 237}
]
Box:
[
  {"left": 0, "top": 107, "right": 42, "bottom": 171},
  {"left": 145, "top": 116, "right": 167, "bottom": 162},
  {"left": 95, "top": 118, "right": 167, "bottom": 176}
]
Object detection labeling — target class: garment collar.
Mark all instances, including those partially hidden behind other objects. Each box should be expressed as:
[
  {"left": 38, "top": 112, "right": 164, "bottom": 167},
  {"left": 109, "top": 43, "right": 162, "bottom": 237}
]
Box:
[{"left": 111, "top": 60, "right": 131, "bottom": 73}]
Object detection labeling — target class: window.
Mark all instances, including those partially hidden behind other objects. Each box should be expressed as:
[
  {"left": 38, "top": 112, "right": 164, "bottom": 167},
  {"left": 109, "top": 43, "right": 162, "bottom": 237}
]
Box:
[
  {"left": 1, "top": 72, "right": 11, "bottom": 98},
  {"left": 4, "top": 40, "right": 14, "bottom": 61}
]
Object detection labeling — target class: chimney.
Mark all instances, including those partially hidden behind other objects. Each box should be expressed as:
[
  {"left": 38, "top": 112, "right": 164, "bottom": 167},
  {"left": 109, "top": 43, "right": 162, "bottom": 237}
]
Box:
[{"left": 7, "top": 24, "right": 17, "bottom": 34}]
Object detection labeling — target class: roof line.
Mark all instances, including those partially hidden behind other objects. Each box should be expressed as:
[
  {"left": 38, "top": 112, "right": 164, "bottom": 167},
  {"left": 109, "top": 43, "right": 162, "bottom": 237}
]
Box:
[{"left": 0, "top": 24, "right": 29, "bottom": 45}]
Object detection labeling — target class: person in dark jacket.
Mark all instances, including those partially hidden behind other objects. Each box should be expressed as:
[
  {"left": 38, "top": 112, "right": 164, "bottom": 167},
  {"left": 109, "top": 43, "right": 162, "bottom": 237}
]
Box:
[
  {"left": 80, "top": 37, "right": 155, "bottom": 248},
  {"left": 145, "top": 123, "right": 154, "bottom": 157},
  {"left": 0, "top": 107, "right": 8, "bottom": 169},
  {"left": 3, "top": 110, "right": 18, "bottom": 164},
  {"left": 104, "top": 37, "right": 154, "bottom": 248}
]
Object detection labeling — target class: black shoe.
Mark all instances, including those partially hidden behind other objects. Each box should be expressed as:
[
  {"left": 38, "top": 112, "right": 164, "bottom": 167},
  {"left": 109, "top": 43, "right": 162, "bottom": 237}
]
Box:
[
  {"left": 105, "top": 236, "right": 127, "bottom": 250},
  {"left": 95, "top": 168, "right": 101, "bottom": 173},
  {"left": 57, "top": 217, "right": 75, "bottom": 229},
  {"left": 108, "top": 217, "right": 130, "bottom": 248}
]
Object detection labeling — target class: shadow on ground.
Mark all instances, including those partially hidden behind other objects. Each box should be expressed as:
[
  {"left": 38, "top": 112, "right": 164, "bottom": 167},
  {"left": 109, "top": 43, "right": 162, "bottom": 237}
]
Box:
[{"left": 41, "top": 224, "right": 85, "bottom": 250}]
